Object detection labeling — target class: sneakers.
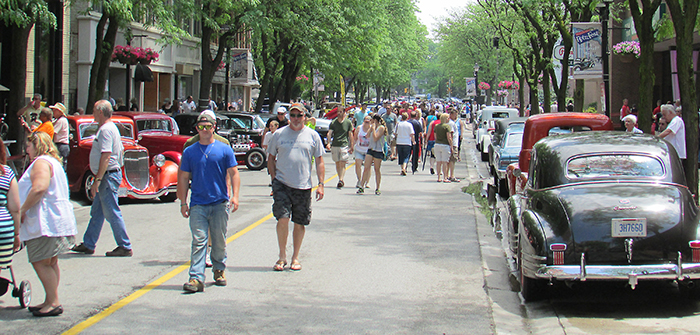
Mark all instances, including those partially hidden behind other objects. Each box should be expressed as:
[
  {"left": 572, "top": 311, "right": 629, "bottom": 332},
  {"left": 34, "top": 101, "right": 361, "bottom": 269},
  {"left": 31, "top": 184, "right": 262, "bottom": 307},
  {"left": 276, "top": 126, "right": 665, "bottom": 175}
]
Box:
[
  {"left": 214, "top": 270, "right": 227, "bottom": 286},
  {"left": 375, "top": 189, "right": 381, "bottom": 195},
  {"left": 70, "top": 243, "right": 95, "bottom": 255},
  {"left": 183, "top": 278, "right": 204, "bottom": 293},
  {"left": 205, "top": 249, "right": 212, "bottom": 268},
  {"left": 105, "top": 246, "right": 133, "bottom": 257},
  {"left": 430, "top": 168, "right": 435, "bottom": 175},
  {"left": 356, "top": 187, "right": 364, "bottom": 194},
  {"left": 336, "top": 180, "right": 344, "bottom": 189}
]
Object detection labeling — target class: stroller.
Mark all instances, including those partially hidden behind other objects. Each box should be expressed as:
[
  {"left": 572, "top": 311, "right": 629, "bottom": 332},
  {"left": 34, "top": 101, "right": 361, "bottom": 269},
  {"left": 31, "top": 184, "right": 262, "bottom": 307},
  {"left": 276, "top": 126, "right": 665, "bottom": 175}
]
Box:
[{"left": 0, "top": 249, "right": 31, "bottom": 308}]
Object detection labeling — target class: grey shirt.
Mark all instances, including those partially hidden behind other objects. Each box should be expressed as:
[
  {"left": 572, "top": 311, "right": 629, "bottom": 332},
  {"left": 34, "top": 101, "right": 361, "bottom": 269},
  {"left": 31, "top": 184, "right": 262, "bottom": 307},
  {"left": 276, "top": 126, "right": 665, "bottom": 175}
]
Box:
[
  {"left": 90, "top": 121, "right": 124, "bottom": 174},
  {"left": 267, "top": 126, "right": 324, "bottom": 190}
]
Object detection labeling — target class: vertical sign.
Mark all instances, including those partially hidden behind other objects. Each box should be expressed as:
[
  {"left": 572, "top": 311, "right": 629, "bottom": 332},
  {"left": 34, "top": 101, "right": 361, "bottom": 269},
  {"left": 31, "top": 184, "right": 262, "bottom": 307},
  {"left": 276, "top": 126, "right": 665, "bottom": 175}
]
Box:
[
  {"left": 339, "top": 75, "right": 345, "bottom": 107},
  {"left": 465, "top": 77, "right": 476, "bottom": 97},
  {"left": 571, "top": 22, "right": 603, "bottom": 79}
]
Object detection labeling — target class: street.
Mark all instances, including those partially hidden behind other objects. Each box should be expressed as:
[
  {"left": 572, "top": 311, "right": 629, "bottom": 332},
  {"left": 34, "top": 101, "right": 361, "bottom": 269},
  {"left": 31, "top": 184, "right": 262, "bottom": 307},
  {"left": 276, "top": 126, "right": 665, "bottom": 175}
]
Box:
[{"left": 2, "top": 126, "right": 700, "bottom": 334}]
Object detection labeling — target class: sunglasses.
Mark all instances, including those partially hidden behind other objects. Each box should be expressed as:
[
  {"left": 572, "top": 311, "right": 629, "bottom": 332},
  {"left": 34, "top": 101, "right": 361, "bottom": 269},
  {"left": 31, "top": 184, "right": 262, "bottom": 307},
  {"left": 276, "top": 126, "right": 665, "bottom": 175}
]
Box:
[
  {"left": 196, "top": 124, "right": 214, "bottom": 130},
  {"left": 289, "top": 113, "right": 304, "bottom": 118}
]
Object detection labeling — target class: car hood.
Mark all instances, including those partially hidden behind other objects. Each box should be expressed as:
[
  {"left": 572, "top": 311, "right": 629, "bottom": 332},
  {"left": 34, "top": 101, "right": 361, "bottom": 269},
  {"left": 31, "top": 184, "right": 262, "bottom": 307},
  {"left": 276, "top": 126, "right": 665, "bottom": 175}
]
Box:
[
  {"left": 499, "top": 147, "right": 520, "bottom": 160},
  {"left": 535, "top": 183, "right": 696, "bottom": 265}
]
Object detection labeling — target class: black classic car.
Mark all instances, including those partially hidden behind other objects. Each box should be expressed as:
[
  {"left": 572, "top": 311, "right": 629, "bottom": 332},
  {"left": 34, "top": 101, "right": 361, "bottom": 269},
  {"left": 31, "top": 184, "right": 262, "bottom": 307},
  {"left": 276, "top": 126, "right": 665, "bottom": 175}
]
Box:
[{"left": 506, "top": 132, "right": 700, "bottom": 301}]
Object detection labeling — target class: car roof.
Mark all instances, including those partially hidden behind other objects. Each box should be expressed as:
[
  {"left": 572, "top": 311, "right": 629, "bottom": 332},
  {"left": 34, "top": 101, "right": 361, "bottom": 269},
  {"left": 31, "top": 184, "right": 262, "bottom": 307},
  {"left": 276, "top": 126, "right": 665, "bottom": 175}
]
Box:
[
  {"left": 175, "top": 112, "right": 229, "bottom": 120},
  {"left": 68, "top": 115, "right": 133, "bottom": 123},
  {"left": 536, "top": 131, "right": 671, "bottom": 160},
  {"left": 114, "top": 111, "right": 173, "bottom": 120}
]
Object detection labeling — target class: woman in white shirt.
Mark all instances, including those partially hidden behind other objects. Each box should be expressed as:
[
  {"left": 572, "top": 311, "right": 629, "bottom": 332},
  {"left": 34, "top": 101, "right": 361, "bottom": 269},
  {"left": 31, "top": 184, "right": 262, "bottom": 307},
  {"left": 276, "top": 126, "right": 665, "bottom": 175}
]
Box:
[{"left": 395, "top": 112, "right": 415, "bottom": 175}]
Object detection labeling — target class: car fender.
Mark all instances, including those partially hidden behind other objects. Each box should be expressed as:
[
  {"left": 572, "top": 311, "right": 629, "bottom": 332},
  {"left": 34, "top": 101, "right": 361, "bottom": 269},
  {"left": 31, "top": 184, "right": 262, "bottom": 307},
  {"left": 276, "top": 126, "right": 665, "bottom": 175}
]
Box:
[
  {"left": 519, "top": 210, "right": 547, "bottom": 277},
  {"left": 150, "top": 160, "right": 179, "bottom": 190},
  {"left": 161, "top": 151, "right": 182, "bottom": 165}
]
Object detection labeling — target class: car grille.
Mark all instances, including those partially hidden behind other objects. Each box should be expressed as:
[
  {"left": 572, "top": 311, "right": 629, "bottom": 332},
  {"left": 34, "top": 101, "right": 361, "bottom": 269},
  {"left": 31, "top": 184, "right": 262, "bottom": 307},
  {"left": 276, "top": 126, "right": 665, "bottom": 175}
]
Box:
[{"left": 123, "top": 150, "right": 149, "bottom": 191}]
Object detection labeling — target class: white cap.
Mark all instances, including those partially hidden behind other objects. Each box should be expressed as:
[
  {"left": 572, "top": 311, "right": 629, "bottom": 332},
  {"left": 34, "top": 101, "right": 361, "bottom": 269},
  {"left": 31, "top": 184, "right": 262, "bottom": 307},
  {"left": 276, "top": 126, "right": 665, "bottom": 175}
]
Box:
[{"left": 277, "top": 106, "right": 288, "bottom": 114}]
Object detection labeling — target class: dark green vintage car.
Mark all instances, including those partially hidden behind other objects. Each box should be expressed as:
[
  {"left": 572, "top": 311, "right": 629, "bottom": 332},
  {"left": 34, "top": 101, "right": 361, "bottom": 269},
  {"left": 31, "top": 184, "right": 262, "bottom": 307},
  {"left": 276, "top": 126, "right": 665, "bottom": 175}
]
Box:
[{"left": 506, "top": 131, "right": 700, "bottom": 301}]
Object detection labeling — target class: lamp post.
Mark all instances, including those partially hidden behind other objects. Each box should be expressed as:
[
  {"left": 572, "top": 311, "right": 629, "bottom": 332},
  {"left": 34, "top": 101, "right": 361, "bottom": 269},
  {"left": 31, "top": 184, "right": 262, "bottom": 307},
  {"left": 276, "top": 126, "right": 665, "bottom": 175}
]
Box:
[
  {"left": 474, "top": 63, "right": 480, "bottom": 105},
  {"left": 600, "top": 0, "right": 613, "bottom": 118}
]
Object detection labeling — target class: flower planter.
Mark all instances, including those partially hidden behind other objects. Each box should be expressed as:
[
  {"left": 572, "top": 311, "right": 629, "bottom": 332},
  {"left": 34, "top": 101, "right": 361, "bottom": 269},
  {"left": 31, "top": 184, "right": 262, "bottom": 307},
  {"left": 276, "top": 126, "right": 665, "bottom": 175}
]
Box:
[{"left": 618, "top": 54, "right": 636, "bottom": 63}]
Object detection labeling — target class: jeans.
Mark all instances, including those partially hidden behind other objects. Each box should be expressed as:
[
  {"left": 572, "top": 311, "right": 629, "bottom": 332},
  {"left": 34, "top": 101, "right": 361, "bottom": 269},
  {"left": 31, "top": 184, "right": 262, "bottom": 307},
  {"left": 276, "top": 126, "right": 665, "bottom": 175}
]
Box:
[
  {"left": 55, "top": 143, "right": 70, "bottom": 171},
  {"left": 397, "top": 145, "right": 412, "bottom": 165},
  {"left": 188, "top": 202, "right": 229, "bottom": 282},
  {"left": 83, "top": 170, "right": 131, "bottom": 250}
]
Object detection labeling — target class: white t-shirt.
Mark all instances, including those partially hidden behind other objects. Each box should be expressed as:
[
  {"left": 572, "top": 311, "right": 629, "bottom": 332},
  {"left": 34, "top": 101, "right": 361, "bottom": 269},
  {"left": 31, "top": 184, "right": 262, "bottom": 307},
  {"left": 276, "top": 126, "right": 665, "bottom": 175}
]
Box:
[
  {"left": 52, "top": 116, "right": 70, "bottom": 144},
  {"left": 262, "top": 131, "right": 273, "bottom": 152},
  {"left": 665, "top": 116, "right": 686, "bottom": 159},
  {"left": 267, "top": 126, "right": 324, "bottom": 189},
  {"left": 395, "top": 121, "right": 414, "bottom": 146},
  {"left": 90, "top": 121, "right": 124, "bottom": 174},
  {"left": 449, "top": 119, "right": 459, "bottom": 147}
]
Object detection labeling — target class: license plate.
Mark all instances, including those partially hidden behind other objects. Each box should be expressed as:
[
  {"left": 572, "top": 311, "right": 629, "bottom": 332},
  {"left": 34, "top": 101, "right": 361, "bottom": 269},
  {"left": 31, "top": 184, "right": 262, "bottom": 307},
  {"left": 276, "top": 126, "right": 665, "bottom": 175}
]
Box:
[
  {"left": 612, "top": 218, "right": 647, "bottom": 237},
  {"left": 118, "top": 188, "right": 127, "bottom": 197}
]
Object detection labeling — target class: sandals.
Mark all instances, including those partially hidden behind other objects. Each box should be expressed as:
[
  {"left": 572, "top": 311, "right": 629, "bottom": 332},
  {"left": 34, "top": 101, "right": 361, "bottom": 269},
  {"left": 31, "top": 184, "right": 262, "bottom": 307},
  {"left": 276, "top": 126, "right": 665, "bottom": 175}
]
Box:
[
  {"left": 273, "top": 260, "right": 287, "bottom": 271},
  {"left": 290, "top": 260, "right": 302, "bottom": 271}
]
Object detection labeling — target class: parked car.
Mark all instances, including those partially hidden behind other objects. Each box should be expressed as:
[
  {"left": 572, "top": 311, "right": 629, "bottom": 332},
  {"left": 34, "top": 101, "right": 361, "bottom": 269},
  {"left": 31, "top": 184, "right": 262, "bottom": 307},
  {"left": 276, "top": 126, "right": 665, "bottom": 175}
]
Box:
[
  {"left": 505, "top": 112, "right": 614, "bottom": 198},
  {"left": 474, "top": 107, "right": 519, "bottom": 159},
  {"left": 314, "top": 117, "right": 330, "bottom": 147},
  {"left": 114, "top": 112, "right": 190, "bottom": 165},
  {"left": 505, "top": 132, "right": 700, "bottom": 301},
  {"left": 220, "top": 112, "right": 266, "bottom": 145},
  {"left": 488, "top": 117, "right": 527, "bottom": 173},
  {"left": 491, "top": 127, "right": 523, "bottom": 198},
  {"left": 174, "top": 112, "right": 266, "bottom": 170},
  {"left": 66, "top": 115, "right": 179, "bottom": 202}
]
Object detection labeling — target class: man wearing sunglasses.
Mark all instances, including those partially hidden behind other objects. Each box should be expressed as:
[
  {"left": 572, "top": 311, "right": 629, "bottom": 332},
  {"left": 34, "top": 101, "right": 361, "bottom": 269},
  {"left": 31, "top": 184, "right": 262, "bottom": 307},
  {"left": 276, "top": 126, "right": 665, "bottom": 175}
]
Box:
[
  {"left": 177, "top": 110, "right": 240, "bottom": 293},
  {"left": 17, "top": 93, "right": 43, "bottom": 131},
  {"left": 267, "top": 103, "right": 325, "bottom": 272}
]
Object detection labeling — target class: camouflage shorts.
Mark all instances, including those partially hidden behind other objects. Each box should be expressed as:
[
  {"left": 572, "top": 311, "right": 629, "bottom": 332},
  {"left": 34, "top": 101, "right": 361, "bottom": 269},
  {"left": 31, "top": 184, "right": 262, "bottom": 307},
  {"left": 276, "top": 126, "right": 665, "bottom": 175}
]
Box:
[{"left": 272, "top": 179, "right": 312, "bottom": 225}]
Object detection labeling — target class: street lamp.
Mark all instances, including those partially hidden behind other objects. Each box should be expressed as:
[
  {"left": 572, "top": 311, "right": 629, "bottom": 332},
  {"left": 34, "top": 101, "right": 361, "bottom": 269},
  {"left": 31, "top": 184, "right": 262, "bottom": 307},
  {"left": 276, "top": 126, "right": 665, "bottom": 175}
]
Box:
[
  {"left": 474, "top": 63, "right": 480, "bottom": 105},
  {"left": 600, "top": 0, "right": 613, "bottom": 118}
]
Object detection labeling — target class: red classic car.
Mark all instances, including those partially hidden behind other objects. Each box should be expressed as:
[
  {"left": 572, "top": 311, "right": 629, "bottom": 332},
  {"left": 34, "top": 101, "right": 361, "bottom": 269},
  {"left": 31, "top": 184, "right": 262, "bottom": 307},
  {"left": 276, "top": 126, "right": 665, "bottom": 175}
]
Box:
[
  {"left": 66, "top": 115, "right": 179, "bottom": 202},
  {"left": 114, "top": 112, "right": 189, "bottom": 165}
]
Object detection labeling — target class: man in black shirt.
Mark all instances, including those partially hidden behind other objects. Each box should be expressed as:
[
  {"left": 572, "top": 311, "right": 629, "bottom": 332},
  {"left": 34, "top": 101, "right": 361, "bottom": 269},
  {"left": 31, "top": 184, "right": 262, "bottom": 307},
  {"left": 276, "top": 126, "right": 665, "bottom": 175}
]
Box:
[
  {"left": 266, "top": 106, "right": 289, "bottom": 133},
  {"left": 408, "top": 110, "right": 424, "bottom": 174}
]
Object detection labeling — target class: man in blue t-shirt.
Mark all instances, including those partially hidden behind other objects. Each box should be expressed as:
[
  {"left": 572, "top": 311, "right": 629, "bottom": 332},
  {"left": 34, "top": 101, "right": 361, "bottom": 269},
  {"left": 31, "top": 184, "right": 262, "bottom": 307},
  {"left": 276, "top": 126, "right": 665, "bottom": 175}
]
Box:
[{"left": 177, "top": 110, "right": 240, "bottom": 293}]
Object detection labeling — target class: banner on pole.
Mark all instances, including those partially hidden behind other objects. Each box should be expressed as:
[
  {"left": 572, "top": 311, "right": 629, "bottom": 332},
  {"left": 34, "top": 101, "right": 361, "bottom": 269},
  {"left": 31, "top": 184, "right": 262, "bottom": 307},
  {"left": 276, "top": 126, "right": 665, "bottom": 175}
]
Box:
[
  {"left": 465, "top": 77, "right": 476, "bottom": 97},
  {"left": 571, "top": 22, "right": 603, "bottom": 79}
]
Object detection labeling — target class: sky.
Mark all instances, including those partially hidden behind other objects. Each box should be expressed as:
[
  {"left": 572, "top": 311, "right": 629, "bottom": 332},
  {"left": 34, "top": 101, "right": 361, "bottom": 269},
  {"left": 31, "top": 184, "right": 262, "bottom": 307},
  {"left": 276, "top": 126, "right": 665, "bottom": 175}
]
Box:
[{"left": 415, "top": 0, "right": 469, "bottom": 38}]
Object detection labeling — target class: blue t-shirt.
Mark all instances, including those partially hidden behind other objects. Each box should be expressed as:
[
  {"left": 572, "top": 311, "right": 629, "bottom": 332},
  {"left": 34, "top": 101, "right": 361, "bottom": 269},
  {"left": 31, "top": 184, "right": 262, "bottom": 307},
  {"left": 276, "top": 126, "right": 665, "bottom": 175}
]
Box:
[{"left": 181, "top": 141, "right": 237, "bottom": 206}]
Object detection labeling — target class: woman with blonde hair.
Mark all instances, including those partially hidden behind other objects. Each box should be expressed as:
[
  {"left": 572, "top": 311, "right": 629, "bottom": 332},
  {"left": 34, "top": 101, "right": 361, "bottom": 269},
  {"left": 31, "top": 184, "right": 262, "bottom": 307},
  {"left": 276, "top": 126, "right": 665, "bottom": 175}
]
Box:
[
  {"left": 18, "top": 132, "right": 76, "bottom": 316},
  {"left": 433, "top": 113, "right": 454, "bottom": 182}
]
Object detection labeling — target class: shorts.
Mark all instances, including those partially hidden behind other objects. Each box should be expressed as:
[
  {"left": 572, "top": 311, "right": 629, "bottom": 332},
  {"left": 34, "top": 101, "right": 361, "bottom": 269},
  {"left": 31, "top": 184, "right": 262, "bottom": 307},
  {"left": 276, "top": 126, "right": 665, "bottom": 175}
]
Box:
[
  {"left": 331, "top": 146, "right": 350, "bottom": 162},
  {"left": 272, "top": 179, "right": 312, "bottom": 226},
  {"left": 450, "top": 146, "right": 459, "bottom": 162},
  {"left": 367, "top": 148, "right": 384, "bottom": 160},
  {"left": 434, "top": 143, "right": 451, "bottom": 162},
  {"left": 426, "top": 140, "right": 435, "bottom": 158},
  {"left": 26, "top": 235, "right": 75, "bottom": 263},
  {"left": 354, "top": 150, "right": 367, "bottom": 161}
]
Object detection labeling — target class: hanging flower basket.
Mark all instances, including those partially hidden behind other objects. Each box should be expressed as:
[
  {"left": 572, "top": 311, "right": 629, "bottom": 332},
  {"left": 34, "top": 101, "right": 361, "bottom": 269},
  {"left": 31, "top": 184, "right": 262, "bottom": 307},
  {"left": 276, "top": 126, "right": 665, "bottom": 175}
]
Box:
[
  {"left": 497, "top": 80, "right": 520, "bottom": 90},
  {"left": 612, "top": 41, "right": 640, "bottom": 59},
  {"left": 497, "top": 89, "right": 509, "bottom": 97},
  {"left": 478, "top": 82, "right": 490, "bottom": 90},
  {"left": 112, "top": 45, "right": 159, "bottom": 66}
]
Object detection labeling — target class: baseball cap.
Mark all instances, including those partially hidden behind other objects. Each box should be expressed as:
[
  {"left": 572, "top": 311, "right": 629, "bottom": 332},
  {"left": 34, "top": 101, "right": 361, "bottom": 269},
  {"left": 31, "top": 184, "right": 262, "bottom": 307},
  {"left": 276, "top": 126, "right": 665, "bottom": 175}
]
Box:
[
  {"left": 289, "top": 103, "right": 307, "bottom": 113},
  {"left": 197, "top": 110, "right": 216, "bottom": 124},
  {"left": 49, "top": 102, "right": 67, "bottom": 116},
  {"left": 277, "top": 106, "right": 287, "bottom": 114}
]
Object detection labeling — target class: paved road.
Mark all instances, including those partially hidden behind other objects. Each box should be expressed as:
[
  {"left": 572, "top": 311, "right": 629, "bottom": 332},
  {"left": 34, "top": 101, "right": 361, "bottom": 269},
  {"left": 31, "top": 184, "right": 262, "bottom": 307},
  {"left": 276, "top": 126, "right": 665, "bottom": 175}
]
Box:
[{"left": 1, "top": 131, "right": 509, "bottom": 334}]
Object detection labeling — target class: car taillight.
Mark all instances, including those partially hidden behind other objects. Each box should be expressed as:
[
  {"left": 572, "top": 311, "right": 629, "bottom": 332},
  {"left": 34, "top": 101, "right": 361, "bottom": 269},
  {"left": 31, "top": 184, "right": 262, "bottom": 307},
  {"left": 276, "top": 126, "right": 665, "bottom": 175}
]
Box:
[
  {"left": 550, "top": 243, "right": 567, "bottom": 265},
  {"left": 689, "top": 241, "right": 700, "bottom": 262}
]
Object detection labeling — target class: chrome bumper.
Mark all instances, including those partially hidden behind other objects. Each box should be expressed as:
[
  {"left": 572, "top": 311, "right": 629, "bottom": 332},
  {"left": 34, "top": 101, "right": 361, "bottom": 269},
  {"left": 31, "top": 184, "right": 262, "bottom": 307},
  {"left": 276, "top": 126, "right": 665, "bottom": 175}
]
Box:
[
  {"left": 531, "top": 252, "right": 700, "bottom": 289},
  {"left": 124, "top": 185, "right": 178, "bottom": 199}
]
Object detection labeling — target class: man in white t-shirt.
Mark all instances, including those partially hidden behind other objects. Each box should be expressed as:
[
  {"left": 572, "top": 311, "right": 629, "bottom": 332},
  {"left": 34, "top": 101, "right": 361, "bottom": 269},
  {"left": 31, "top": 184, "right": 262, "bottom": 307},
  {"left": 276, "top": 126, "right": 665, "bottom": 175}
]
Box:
[
  {"left": 267, "top": 103, "right": 325, "bottom": 272},
  {"left": 658, "top": 104, "right": 686, "bottom": 161},
  {"left": 50, "top": 102, "right": 70, "bottom": 169}
]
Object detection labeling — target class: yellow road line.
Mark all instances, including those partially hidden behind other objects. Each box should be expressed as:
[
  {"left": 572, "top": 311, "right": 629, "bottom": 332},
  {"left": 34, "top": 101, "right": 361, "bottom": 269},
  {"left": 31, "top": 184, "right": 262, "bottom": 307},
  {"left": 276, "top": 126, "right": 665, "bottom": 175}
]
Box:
[{"left": 62, "top": 168, "right": 348, "bottom": 334}]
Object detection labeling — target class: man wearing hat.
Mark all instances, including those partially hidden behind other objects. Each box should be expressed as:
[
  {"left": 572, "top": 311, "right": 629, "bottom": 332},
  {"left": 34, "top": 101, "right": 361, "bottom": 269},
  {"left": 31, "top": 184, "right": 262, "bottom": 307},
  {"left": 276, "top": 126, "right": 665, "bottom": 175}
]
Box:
[
  {"left": 50, "top": 102, "right": 70, "bottom": 169},
  {"left": 267, "top": 103, "right": 325, "bottom": 272},
  {"left": 266, "top": 106, "right": 289, "bottom": 134},
  {"left": 178, "top": 110, "right": 240, "bottom": 293}
]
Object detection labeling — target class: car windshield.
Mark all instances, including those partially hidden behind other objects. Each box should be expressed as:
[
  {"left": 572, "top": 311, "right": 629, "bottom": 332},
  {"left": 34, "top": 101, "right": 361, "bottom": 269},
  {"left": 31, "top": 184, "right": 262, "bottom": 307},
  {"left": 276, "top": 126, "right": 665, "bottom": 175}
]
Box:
[
  {"left": 80, "top": 122, "right": 133, "bottom": 139},
  {"left": 492, "top": 112, "right": 511, "bottom": 118},
  {"left": 229, "top": 117, "right": 250, "bottom": 130},
  {"left": 136, "top": 119, "right": 172, "bottom": 133},
  {"left": 566, "top": 154, "right": 664, "bottom": 179},
  {"left": 505, "top": 133, "right": 523, "bottom": 147}
]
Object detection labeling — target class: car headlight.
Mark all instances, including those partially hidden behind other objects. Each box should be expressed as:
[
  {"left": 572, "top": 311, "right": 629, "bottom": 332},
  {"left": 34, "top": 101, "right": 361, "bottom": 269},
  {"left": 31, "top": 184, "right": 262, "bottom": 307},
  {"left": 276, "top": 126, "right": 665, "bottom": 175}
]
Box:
[{"left": 154, "top": 154, "right": 166, "bottom": 167}]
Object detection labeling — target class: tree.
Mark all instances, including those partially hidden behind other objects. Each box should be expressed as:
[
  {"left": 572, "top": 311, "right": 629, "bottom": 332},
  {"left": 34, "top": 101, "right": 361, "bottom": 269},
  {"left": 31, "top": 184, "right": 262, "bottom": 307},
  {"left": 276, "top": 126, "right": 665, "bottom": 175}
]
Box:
[
  {"left": 75, "top": 0, "right": 184, "bottom": 112},
  {"left": 665, "top": 0, "right": 700, "bottom": 199},
  {"left": 0, "top": 0, "right": 55, "bottom": 149},
  {"left": 628, "top": 0, "right": 662, "bottom": 132}
]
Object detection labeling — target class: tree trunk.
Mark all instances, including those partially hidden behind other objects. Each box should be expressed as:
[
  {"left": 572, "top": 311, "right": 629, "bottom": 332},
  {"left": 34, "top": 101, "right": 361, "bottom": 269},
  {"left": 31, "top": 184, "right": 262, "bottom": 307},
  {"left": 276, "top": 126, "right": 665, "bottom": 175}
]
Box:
[
  {"left": 86, "top": 13, "right": 119, "bottom": 113},
  {"left": 528, "top": 79, "right": 539, "bottom": 115},
  {"left": 629, "top": 0, "right": 661, "bottom": 132},
  {"left": 666, "top": 0, "right": 700, "bottom": 200},
  {"left": 8, "top": 24, "right": 33, "bottom": 154},
  {"left": 574, "top": 79, "right": 584, "bottom": 112}
]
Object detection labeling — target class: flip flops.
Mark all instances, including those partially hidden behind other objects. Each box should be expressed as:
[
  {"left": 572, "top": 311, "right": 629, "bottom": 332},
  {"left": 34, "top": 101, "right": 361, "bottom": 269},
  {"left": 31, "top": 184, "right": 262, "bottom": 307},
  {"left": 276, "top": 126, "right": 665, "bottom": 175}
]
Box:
[
  {"left": 273, "top": 260, "right": 287, "bottom": 271},
  {"left": 290, "top": 260, "right": 302, "bottom": 271}
]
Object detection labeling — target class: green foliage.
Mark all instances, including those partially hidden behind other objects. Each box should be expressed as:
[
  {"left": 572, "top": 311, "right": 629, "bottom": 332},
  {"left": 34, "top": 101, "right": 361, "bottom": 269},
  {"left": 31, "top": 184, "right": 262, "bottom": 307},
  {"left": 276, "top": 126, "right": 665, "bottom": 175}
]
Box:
[{"left": 0, "top": 0, "right": 56, "bottom": 30}]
